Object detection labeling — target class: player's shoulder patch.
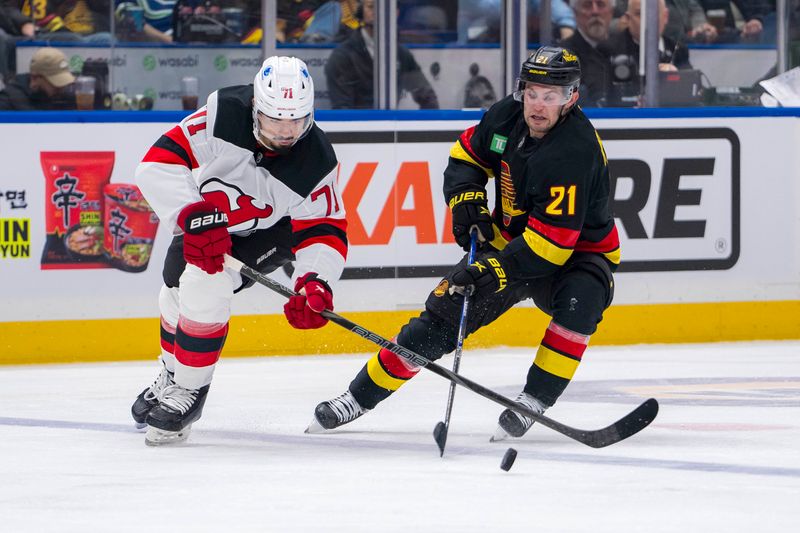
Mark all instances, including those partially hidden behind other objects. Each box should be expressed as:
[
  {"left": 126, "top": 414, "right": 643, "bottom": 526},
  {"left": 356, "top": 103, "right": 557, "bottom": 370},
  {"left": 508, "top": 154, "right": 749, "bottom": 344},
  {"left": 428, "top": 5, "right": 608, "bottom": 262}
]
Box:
[
  {"left": 211, "top": 85, "right": 257, "bottom": 152},
  {"left": 259, "top": 124, "right": 338, "bottom": 198}
]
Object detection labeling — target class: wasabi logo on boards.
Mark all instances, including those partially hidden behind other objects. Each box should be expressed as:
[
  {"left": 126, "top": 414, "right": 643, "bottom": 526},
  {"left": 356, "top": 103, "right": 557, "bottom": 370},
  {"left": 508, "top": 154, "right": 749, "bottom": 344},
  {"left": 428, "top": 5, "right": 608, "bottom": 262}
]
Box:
[
  {"left": 228, "top": 57, "right": 261, "bottom": 68},
  {"left": 0, "top": 218, "right": 30, "bottom": 259},
  {"left": 302, "top": 57, "right": 327, "bottom": 68},
  {"left": 69, "top": 55, "right": 84, "bottom": 73},
  {"left": 214, "top": 55, "right": 228, "bottom": 71},
  {"left": 157, "top": 90, "right": 182, "bottom": 100},
  {"left": 157, "top": 55, "right": 200, "bottom": 68},
  {"left": 107, "top": 55, "right": 127, "bottom": 67},
  {"left": 142, "top": 55, "right": 156, "bottom": 71}
]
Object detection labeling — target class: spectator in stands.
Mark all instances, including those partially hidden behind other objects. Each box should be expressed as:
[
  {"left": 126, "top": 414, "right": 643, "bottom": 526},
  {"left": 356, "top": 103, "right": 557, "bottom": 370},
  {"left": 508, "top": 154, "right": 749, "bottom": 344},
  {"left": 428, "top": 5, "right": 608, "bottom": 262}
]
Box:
[
  {"left": 606, "top": 0, "right": 692, "bottom": 102},
  {"left": 608, "top": 0, "right": 691, "bottom": 68},
  {"left": 0, "top": 46, "right": 76, "bottom": 110},
  {"left": 664, "top": 0, "right": 719, "bottom": 43},
  {"left": 457, "top": 0, "right": 576, "bottom": 43},
  {"left": 699, "top": 0, "right": 772, "bottom": 43},
  {"left": 275, "top": 0, "right": 325, "bottom": 42},
  {"left": 18, "top": 0, "right": 111, "bottom": 43},
  {"left": 397, "top": 1, "right": 456, "bottom": 43},
  {"left": 325, "top": 0, "right": 439, "bottom": 109},
  {"left": 614, "top": 0, "right": 718, "bottom": 43},
  {"left": 115, "top": 0, "right": 175, "bottom": 43},
  {"left": 560, "top": 0, "right": 616, "bottom": 107},
  {"left": 0, "top": 4, "right": 34, "bottom": 81},
  {"left": 300, "top": 0, "right": 361, "bottom": 42}
]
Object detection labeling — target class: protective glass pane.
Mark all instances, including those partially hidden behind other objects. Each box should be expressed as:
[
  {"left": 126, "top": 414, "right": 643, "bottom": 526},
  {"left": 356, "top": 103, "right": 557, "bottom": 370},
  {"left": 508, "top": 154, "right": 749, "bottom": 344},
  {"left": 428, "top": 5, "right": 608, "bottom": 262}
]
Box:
[
  {"left": 275, "top": 0, "right": 374, "bottom": 109},
  {"left": 395, "top": 0, "right": 501, "bottom": 110},
  {"left": 612, "top": 0, "right": 776, "bottom": 108},
  {"left": 102, "top": 0, "right": 260, "bottom": 110},
  {"left": 564, "top": 0, "right": 616, "bottom": 107}
]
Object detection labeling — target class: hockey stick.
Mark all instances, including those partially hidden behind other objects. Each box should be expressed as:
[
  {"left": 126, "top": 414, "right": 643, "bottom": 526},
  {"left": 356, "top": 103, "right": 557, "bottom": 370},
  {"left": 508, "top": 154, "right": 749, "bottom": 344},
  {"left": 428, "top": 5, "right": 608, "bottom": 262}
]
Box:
[
  {"left": 432, "top": 230, "right": 477, "bottom": 456},
  {"left": 224, "top": 255, "right": 659, "bottom": 449}
]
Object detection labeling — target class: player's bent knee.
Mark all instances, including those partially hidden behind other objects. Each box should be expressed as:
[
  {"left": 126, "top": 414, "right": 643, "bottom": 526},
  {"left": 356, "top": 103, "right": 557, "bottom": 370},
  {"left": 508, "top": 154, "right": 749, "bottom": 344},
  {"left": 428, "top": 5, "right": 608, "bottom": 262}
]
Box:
[
  {"left": 178, "top": 264, "right": 235, "bottom": 324},
  {"left": 397, "top": 312, "right": 458, "bottom": 362},
  {"left": 158, "top": 285, "right": 181, "bottom": 325}
]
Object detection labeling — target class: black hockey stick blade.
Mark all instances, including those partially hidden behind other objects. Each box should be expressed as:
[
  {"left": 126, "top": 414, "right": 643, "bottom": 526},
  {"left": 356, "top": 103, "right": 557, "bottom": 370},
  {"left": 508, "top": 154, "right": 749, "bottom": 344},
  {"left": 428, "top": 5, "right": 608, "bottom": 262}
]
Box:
[
  {"left": 547, "top": 397, "right": 659, "bottom": 449},
  {"left": 433, "top": 421, "right": 448, "bottom": 456},
  {"left": 225, "top": 255, "right": 659, "bottom": 449}
]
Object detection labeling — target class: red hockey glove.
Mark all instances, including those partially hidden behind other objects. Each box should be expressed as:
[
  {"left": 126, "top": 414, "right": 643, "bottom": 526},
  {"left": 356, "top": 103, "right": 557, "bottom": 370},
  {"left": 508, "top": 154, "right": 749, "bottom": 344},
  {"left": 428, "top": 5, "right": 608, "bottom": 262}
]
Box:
[
  {"left": 283, "top": 273, "right": 333, "bottom": 329},
  {"left": 450, "top": 251, "right": 510, "bottom": 297},
  {"left": 449, "top": 189, "right": 494, "bottom": 251},
  {"left": 177, "top": 201, "right": 231, "bottom": 275}
]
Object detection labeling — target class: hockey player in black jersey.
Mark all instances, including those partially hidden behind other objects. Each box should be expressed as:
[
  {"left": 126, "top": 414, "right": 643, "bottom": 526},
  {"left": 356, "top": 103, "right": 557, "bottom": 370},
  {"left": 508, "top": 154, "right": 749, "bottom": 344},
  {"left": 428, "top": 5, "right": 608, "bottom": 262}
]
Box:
[
  {"left": 131, "top": 56, "right": 348, "bottom": 445},
  {"left": 311, "top": 46, "right": 620, "bottom": 440}
]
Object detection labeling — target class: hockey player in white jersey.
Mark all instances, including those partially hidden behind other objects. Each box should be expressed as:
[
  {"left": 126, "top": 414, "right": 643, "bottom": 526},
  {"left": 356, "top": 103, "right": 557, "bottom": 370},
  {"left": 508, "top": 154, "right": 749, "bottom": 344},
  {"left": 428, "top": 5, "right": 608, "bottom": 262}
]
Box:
[{"left": 131, "top": 56, "right": 348, "bottom": 445}]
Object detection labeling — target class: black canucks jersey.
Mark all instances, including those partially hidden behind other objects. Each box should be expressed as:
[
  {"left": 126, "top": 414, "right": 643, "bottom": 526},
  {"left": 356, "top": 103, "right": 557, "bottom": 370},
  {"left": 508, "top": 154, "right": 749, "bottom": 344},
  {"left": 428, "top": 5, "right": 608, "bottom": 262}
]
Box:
[{"left": 444, "top": 95, "right": 620, "bottom": 278}]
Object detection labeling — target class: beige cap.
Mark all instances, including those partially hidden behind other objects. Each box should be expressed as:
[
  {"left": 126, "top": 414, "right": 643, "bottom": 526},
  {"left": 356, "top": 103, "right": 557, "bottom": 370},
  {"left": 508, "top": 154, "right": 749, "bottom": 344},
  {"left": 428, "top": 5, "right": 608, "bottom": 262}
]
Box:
[{"left": 30, "top": 48, "right": 76, "bottom": 88}]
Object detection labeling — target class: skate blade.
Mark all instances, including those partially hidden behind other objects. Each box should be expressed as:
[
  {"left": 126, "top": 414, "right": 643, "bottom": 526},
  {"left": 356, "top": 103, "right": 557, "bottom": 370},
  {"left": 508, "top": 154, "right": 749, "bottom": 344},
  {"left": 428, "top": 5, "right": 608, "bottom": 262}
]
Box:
[
  {"left": 145, "top": 424, "right": 192, "bottom": 446},
  {"left": 304, "top": 417, "right": 326, "bottom": 434},
  {"left": 489, "top": 425, "right": 511, "bottom": 443}
]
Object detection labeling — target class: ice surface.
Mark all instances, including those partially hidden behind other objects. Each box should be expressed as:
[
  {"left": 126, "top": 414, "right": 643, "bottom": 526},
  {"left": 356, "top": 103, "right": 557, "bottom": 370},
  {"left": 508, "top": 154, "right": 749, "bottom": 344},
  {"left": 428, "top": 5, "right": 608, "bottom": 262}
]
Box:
[{"left": 1, "top": 341, "right": 798, "bottom": 532}]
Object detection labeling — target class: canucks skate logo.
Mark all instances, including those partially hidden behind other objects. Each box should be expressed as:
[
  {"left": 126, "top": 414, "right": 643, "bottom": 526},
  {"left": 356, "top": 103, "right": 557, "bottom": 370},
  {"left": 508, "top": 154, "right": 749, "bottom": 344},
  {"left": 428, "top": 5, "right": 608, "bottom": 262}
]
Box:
[{"left": 200, "top": 178, "right": 273, "bottom": 233}]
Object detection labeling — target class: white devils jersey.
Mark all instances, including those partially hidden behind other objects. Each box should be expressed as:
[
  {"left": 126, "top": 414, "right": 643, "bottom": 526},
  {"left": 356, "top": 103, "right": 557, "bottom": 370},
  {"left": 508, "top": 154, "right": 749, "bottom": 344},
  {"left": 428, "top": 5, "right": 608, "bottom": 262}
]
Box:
[{"left": 135, "top": 85, "right": 347, "bottom": 284}]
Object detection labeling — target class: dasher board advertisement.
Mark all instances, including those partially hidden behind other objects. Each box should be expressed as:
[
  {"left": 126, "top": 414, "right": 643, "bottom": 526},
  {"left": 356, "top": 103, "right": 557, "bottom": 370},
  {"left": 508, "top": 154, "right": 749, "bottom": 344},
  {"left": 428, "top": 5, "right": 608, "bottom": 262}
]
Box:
[
  {"left": 0, "top": 116, "right": 798, "bottom": 324},
  {"left": 329, "top": 127, "right": 741, "bottom": 277}
]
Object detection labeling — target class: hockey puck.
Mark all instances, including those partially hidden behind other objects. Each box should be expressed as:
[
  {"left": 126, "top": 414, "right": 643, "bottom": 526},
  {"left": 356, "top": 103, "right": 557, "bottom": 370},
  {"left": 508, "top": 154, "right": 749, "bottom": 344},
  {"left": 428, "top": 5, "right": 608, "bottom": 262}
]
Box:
[{"left": 500, "top": 447, "right": 517, "bottom": 471}]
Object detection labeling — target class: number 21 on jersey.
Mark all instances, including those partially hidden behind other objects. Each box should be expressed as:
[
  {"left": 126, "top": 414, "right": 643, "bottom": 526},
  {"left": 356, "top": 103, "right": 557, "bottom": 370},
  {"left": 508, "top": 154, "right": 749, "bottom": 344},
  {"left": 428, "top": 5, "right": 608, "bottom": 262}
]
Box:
[{"left": 546, "top": 185, "right": 576, "bottom": 216}]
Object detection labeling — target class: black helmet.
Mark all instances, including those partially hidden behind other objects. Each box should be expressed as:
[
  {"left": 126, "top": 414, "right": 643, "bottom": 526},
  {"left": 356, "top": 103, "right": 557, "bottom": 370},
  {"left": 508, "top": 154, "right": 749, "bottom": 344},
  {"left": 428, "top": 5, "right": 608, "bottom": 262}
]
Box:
[{"left": 518, "top": 46, "right": 581, "bottom": 90}]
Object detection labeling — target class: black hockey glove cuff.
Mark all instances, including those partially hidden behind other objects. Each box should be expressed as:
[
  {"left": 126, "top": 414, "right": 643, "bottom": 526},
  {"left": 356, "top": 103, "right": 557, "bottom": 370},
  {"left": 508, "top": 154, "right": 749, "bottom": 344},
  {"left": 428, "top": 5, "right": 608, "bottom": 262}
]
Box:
[{"left": 449, "top": 189, "right": 494, "bottom": 251}]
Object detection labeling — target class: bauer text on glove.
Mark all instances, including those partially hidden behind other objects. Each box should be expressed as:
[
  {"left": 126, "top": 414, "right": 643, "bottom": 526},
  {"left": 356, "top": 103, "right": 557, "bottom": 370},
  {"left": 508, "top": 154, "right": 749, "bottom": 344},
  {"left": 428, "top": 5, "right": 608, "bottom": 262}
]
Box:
[
  {"left": 449, "top": 189, "right": 494, "bottom": 251},
  {"left": 178, "top": 201, "right": 232, "bottom": 275},
  {"left": 450, "top": 252, "right": 510, "bottom": 296}
]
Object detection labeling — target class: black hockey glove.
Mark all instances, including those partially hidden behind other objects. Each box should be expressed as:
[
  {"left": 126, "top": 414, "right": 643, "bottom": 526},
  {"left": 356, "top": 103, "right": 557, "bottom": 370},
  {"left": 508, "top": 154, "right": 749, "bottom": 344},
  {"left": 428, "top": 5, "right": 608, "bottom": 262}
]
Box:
[
  {"left": 449, "top": 189, "right": 494, "bottom": 251},
  {"left": 451, "top": 251, "right": 509, "bottom": 296}
]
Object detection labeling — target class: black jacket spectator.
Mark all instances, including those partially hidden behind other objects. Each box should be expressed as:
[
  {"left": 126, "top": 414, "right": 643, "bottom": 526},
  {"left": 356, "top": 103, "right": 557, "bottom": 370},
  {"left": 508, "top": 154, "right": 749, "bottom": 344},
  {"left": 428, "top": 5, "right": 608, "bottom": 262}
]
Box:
[
  {"left": 560, "top": 30, "right": 614, "bottom": 107},
  {"left": 325, "top": 27, "right": 439, "bottom": 109},
  {"left": 604, "top": 27, "right": 692, "bottom": 104},
  {"left": 0, "top": 47, "right": 76, "bottom": 110},
  {"left": 700, "top": 0, "right": 771, "bottom": 29},
  {"left": 606, "top": 27, "right": 692, "bottom": 75},
  {"left": 0, "top": 5, "right": 31, "bottom": 35},
  {"left": 0, "top": 5, "right": 34, "bottom": 80},
  {"left": 0, "top": 72, "right": 75, "bottom": 110}
]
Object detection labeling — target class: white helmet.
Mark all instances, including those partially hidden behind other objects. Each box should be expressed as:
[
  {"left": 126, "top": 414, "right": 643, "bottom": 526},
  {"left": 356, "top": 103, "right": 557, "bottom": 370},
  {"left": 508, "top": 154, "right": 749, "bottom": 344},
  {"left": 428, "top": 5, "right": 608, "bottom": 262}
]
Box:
[{"left": 252, "top": 56, "right": 315, "bottom": 151}]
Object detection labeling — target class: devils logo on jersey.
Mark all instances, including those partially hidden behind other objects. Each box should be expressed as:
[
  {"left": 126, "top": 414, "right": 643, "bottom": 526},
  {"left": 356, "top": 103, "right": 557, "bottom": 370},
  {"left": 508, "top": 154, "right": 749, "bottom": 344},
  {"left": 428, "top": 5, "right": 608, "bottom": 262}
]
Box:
[{"left": 200, "top": 177, "right": 273, "bottom": 233}]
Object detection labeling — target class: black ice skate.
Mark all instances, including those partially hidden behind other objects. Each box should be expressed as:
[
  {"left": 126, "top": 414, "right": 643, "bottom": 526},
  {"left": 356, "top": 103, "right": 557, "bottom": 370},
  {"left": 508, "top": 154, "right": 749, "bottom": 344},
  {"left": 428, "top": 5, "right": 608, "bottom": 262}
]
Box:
[
  {"left": 144, "top": 383, "right": 209, "bottom": 446},
  {"left": 490, "top": 392, "right": 546, "bottom": 442},
  {"left": 131, "top": 365, "right": 175, "bottom": 429},
  {"left": 306, "top": 390, "right": 369, "bottom": 433}
]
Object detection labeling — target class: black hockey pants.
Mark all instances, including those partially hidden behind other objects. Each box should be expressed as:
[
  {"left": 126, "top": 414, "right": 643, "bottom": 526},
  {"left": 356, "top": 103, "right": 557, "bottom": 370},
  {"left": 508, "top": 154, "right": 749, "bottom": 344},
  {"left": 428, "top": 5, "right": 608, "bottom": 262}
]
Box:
[
  {"left": 394, "top": 251, "right": 615, "bottom": 376},
  {"left": 162, "top": 217, "right": 295, "bottom": 291}
]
